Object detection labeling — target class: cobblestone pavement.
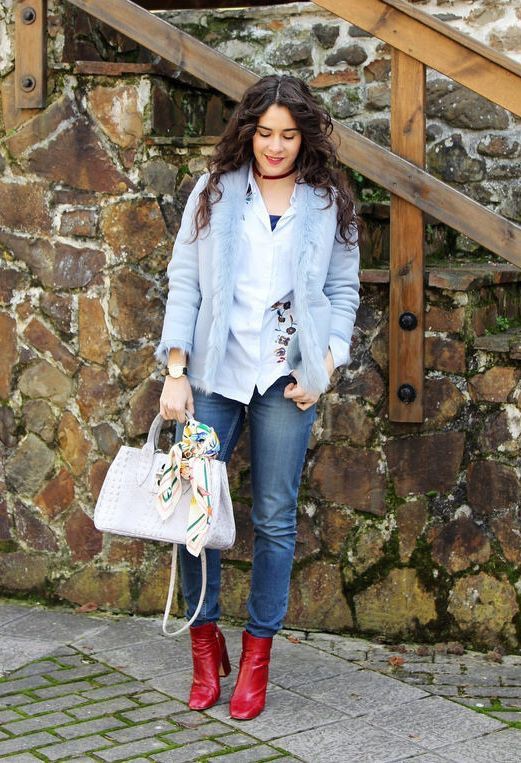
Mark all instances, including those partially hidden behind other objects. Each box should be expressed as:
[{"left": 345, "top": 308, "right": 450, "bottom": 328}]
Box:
[{"left": 1, "top": 600, "right": 520, "bottom": 762}]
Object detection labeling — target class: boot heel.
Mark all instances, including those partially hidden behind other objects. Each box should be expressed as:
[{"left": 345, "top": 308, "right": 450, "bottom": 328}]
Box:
[{"left": 219, "top": 640, "right": 231, "bottom": 677}]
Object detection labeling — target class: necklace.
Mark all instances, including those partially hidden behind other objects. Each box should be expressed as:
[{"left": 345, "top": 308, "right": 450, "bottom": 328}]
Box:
[{"left": 253, "top": 163, "right": 296, "bottom": 180}]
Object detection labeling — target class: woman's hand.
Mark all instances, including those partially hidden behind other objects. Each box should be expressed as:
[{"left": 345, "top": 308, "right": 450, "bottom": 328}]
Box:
[
  {"left": 284, "top": 350, "right": 335, "bottom": 411},
  {"left": 159, "top": 376, "right": 194, "bottom": 423}
]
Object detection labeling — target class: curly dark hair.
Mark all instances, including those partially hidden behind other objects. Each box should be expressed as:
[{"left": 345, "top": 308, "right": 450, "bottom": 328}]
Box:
[{"left": 192, "top": 75, "right": 358, "bottom": 245}]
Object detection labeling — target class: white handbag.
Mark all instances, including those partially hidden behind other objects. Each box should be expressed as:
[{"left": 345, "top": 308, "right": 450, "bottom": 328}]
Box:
[{"left": 94, "top": 413, "right": 235, "bottom": 637}]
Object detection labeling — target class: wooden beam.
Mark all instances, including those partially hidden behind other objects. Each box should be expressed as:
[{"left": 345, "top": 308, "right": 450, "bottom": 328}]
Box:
[
  {"left": 65, "top": 0, "right": 521, "bottom": 265},
  {"left": 313, "top": 0, "right": 521, "bottom": 117},
  {"left": 389, "top": 50, "right": 425, "bottom": 422},
  {"left": 66, "top": 0, "right": 256, "bottom": 100},
  {"left": 15, "top": 0, "right": 47, "bottom": 108}
]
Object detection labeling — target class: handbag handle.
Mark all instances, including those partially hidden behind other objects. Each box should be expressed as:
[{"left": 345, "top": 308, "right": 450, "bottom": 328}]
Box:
[
  {"left": 147, "top": 411, "right": 196, "bottom": 451},
  {"left": 162, "top": 545, "right": 207, "bottom": 637}
]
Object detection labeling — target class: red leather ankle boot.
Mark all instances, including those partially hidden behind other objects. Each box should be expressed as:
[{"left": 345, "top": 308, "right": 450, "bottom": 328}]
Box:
[
  {"left": 229, "top": 631, "right": 273, "bottom": 720},
  {"left": 189, "top": 622, "right": 231, "bottom": 710}
]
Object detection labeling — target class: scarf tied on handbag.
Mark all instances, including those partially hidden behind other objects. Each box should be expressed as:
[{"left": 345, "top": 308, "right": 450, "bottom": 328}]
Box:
[{"left": 155, "top": 417, "right": 220, "bottom": 556}]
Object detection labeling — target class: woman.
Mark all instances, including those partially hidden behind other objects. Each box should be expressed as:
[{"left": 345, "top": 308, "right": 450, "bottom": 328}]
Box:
[{"left": 156, "top": 75, "right": 360, "bottom": 720}]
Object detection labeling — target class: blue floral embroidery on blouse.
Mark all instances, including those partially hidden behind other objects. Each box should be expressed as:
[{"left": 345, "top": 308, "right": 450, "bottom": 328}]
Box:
[{"left": 271, "top": 300, "right": 297, "bottom": 363}]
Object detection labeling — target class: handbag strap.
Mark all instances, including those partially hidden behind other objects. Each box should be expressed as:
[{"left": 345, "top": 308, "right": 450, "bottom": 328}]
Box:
[{"left": 161, "top": 544, "right": 207, "bottom": 637}]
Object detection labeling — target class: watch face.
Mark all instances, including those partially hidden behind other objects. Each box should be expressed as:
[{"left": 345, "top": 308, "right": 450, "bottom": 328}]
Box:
[{"left": 168, "top": 365, "right": 185, "bottom": 378}]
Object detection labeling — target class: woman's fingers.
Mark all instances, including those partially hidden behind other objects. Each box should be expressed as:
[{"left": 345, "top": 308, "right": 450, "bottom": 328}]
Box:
[{"left": 284, "top": 382, "right": 318, "bottom": 409}]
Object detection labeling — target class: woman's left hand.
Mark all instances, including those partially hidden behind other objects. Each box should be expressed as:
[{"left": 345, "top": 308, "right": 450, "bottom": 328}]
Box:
[{"left": 284, "top": 350, "right": 335, "bottom": 410}]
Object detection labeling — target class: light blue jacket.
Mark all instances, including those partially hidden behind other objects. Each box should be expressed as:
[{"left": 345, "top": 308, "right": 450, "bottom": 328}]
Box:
[{"left": 156, "top": 163, "right": 360, "bottom": 396}]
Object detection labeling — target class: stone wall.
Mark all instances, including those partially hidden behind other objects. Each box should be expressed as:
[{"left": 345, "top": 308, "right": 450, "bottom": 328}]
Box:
[{"left": 0, "top": 1, "right": 520, "bottom": 649}]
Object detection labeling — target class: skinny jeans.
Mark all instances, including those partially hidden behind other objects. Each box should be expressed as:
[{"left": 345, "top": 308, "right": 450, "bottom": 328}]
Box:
[{"left": 176, "top": 375, "right": 316, "bottom": 638}]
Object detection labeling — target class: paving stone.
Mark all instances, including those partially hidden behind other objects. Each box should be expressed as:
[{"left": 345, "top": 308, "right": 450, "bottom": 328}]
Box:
[
  {"left": 96, "top": 736, "right": 173, "bottom": 761},
  {"left": 414, "top": 685, "right": 460, "bottom": 697},
  {"left": 0, "top": 731, "right": 58, "bottom": 756},
  {"left": 73, "top": 619, "right": 164, "bottom": 653},
  {"left": 69, "top": 696, "right": 140, "bottom": 719},
  {"left": 0, "top": 708, "right": 21, "bottom": 722},
  {"left": 213, "top": 731, "right": 257, "bottom": 747},
  {"left": 0, "top": 638, "right": 63, "bottom": 674},
  {"left": 33, "top": 680, "right": 95, "bottom": 698},
  {"left": 160, "top": 721, "right": 235, "bottom": 745},
  {"left": 289, "top": 669, "right": 428, "bottom": 718},
  {"left": 8, "top": 660, "right": 61, "bottom": 678},
  {"left": 437, "top": 728, "right": 521, "bottom": 762},
  {"left": 146, "top": 668, "right": 210, "bottom": 706},
  {"left": 150, "top": 739, "right": 224, "bottom": 762},
  {"left": 0, "top": 754, "right": 43, "bottom": 762},
  {"left": 489, "top": 710, "right": 521, "bottom": 721},
  {"left": 394, "top": 756, "right": 450, "bottom": 762},
  {"left": 92, "top": 639, "right": 192, "bottom": 679},
  {"left": 18, "top": 694, "right": 90, "bottom": 715},
  {"left": 269, "top": 643, "right": 359, "bottom": 689},
  {"left": 460, "top": 686, "right": 521, "bottom": 698},
  {"left": 0, "top": 610, "right": 103, "bottom": 642},
  {"left": 80, "top": 680, "right": 150, "bottom": 701},
  {"left": 2, "top": 711, "right": 72, "bottom": 735},
  {"left": 188, "top": 745, "right": 282, "bottom": 763},
  {"left": 120, "top": 698, "right": 187, "bottom": 722},
  {"left": 53, "top": 715, "right": 128, "bottom": 739},
  {"left": 93, "top": 672, "right": 133, "bottom": 687},
  {"left": 35, "top": 733, "right": 114, "bottom": 761},
  {"left": 367, "top": 695, "right": 504, "bottom": 749},
  {"left": 106, "top": 718, "right": 178, "bottom": 742},
  {"left": 0, "top": 675, "right": 54, "bottom": 697},
  {"left": 41, "top": 664, "right": 112, "bottom": 682},
  {"left": 207, "top": 688, "right": 346, "bottom": 741},
  {"left": 171, "top": 710, "right": 221, "bottom": 729},
  {"left": 1, "top": 694, "right": 39, "bottom": 708},
  {"left": 133, "top": 690, "right": 172, "bottom": 704},
  {"left": 276, "top": 717, "right": 424, "bottom": 763}
]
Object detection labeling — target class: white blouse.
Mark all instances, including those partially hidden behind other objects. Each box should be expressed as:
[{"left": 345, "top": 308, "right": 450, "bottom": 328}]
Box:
[{"left": 212, "top": 164, "right": 348, "bottom": 404}]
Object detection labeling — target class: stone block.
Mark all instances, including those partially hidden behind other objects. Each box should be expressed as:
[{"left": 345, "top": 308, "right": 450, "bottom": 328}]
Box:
[
  {"left": 90, "top": 460, "right": 110, "bottom": 500},
  {"left": 27, "top": 116, "right": 132, "bottom": 193},
  {"left": 448, "top": 573, "right": 519, "bottom": 648},
  {"left": 141, "top": 159, "right": 178, "bottom": 196},
  {"left": 57, "top": 568, "right": 132, "bottom": 611},
  {"left": 60, "top": 208, "right": 98, "bottom": 238},
  {"left": 77, "top": 366, "right": 120, "bottom": 422},
  {"left": 57, "top": 411, "right": 91, "bottom": 477},
  {"left": 366, "top": 83, "right": 391, "bottom": 110},
  {"left": 344, "top": 523, "right": 387, "bottom": 582},
  {"left": 125, "top": 379, "right": 163, "bottom": 438},
  {"left": 108, "top": 538, "right": 145, "bottom": 567},
  {"left": 13, "top": 501, "right": 59, "bottom": 552},
  {"left": 78, "top": 296, "right": 111, "bottom": 364},
  {"left": 0, "top": 267, "right": 30, "bottom": 305},
  {"left": 468, "top": 366, "right": 520, "bottom": 403},
  {"left": 40, "top": 293, "right": 72, "bottom": 335},
  {"left": 427, "top": 81, "right": 509, "bottom": 130},
  {"left": 311, "top": 444, "right": 387, "bottom": 515},
  {"left": 267, "top": 41, "right": 312, "bottom": 67},
  {"left": 0, "top": 498, "right": 12, "bottom": 541},
  {"left": 109, "top": 268, "right": 163, "bottom": 341},
  {"left": 0, "top": 312, "right": 17, "bottom": 398},
  {"left": 467, "top": 460, "right": 520, "bottom": 516},
  {"left": 53, "top": 242, "right": 106, "bottom": 289},
  {"left": 322, "top": 399, "right": 375, "bottom": 446},
  {"left": 5, "top": 434, "right": 55, "bottom": 497},
  {"left": 319, "top": 505, "right": 357, "bottom": 555},
  {"left": 4, "top": 95, "right": 76, "bottom": 157},
  {"left": 364, "top": 58, "right": 391, "bottom": 82},
  {"left": 336, "top": 366, "right": 385, "bottom": 405},
  {"left": 312, "top": 23, "right": 339, "bottom": 49},
  {"left": 308, "top": 70, "right": 360, "bottom": 88},
  {"left": 0, "top": 406, "right": 16, "bottom": 448},
  {"left": 423, "top": 377, "right": 466, "bottom": 430},
  {"left": 136, "top": 554, "right": 179, "bottom": 615},
  {"left": 88, "top": 84, "right": 144, "bottom": 149},
  {"left": 100, "top": 199, "right": 169, "bottom": 262},
  {"left": 491, "top": 514, "right": 521, "bottom": 565},
  {"left": 0, "top": 180, "right": 52, "bottom": 235},
  {"left": 354, "top": 569, "right": 437, "bottom": 637},
  {"left": 93, "top": 423, "right": 121, "bottom": 458},
  {"left": 428, "top": 135, "right": 485, "bottom": 184},
  {"left": 287, "top": 560, "right": 353, "bottom": 630},
  {"left": 220, "top": 565, "right": 250, "bottom": 621},
  {"left": 34, "top": 468, "right": 75, "bottom": 520},
  {"left": 478, "top": 408, "right": 521, "bottom": 454},
  {"left": 0, "top": 552, "right": 49, "bottom": 593},
  {"left": 222, "top": 500, "right": 253, "bottom": 562},
  {"left": 429, "top": 517, "right": 490, "bottom": 573},
  {"left": 23, "top": 399, "right": 56, "bottom": 443},
  {"left": 477, "top": 135, "right": 519, "bottom": 158},
  {"left": 23, "top": 318, "right": 79, "bottom": 374},
  {"left": 65, "top": 508, "right": 103, "bottom": 562},
  {"left": 396, "top": 499, "right": 428, "bottom": 562},
  {"left": 425, "top": 306, "right": 465, "bottom": 333},
  {"left": 113, "top": 346, "right": 156, "bottom": 388},
  {"left": 385, "top": 432, "right": 465, "bottom": 497},
  {"left": 425, "top": 336, "right": 466, "bottom": 373}
]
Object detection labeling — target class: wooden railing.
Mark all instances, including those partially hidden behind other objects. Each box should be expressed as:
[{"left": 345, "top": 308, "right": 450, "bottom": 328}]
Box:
[{"left": 14, "top": 0, "right": 521, "bottom": 422}]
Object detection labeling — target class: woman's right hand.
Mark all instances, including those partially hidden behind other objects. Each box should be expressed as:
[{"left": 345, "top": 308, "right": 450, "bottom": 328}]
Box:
[{"left": 159, "top": 376, "right": 195, "bottom": 422}]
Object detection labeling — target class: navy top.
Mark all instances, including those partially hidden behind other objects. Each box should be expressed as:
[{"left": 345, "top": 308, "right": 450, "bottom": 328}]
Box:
[{"left": 269, "top": 214, "right": 281, "bottom": 231}]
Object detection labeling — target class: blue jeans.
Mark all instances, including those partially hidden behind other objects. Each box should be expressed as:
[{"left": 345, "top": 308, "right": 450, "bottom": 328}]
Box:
[{"left": 177, "top": 375, "right": 316, "bottom": 638}]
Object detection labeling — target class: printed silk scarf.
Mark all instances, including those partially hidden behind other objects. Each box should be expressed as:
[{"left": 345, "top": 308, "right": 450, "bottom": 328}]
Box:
[{"left": 155, "top": 417, "right": 220, "bottom": 556}]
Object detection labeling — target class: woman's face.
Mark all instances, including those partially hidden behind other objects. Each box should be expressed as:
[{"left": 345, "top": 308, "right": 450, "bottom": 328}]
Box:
[{"left": 252, "top": 104, "right": 302, "bottom": 176}]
